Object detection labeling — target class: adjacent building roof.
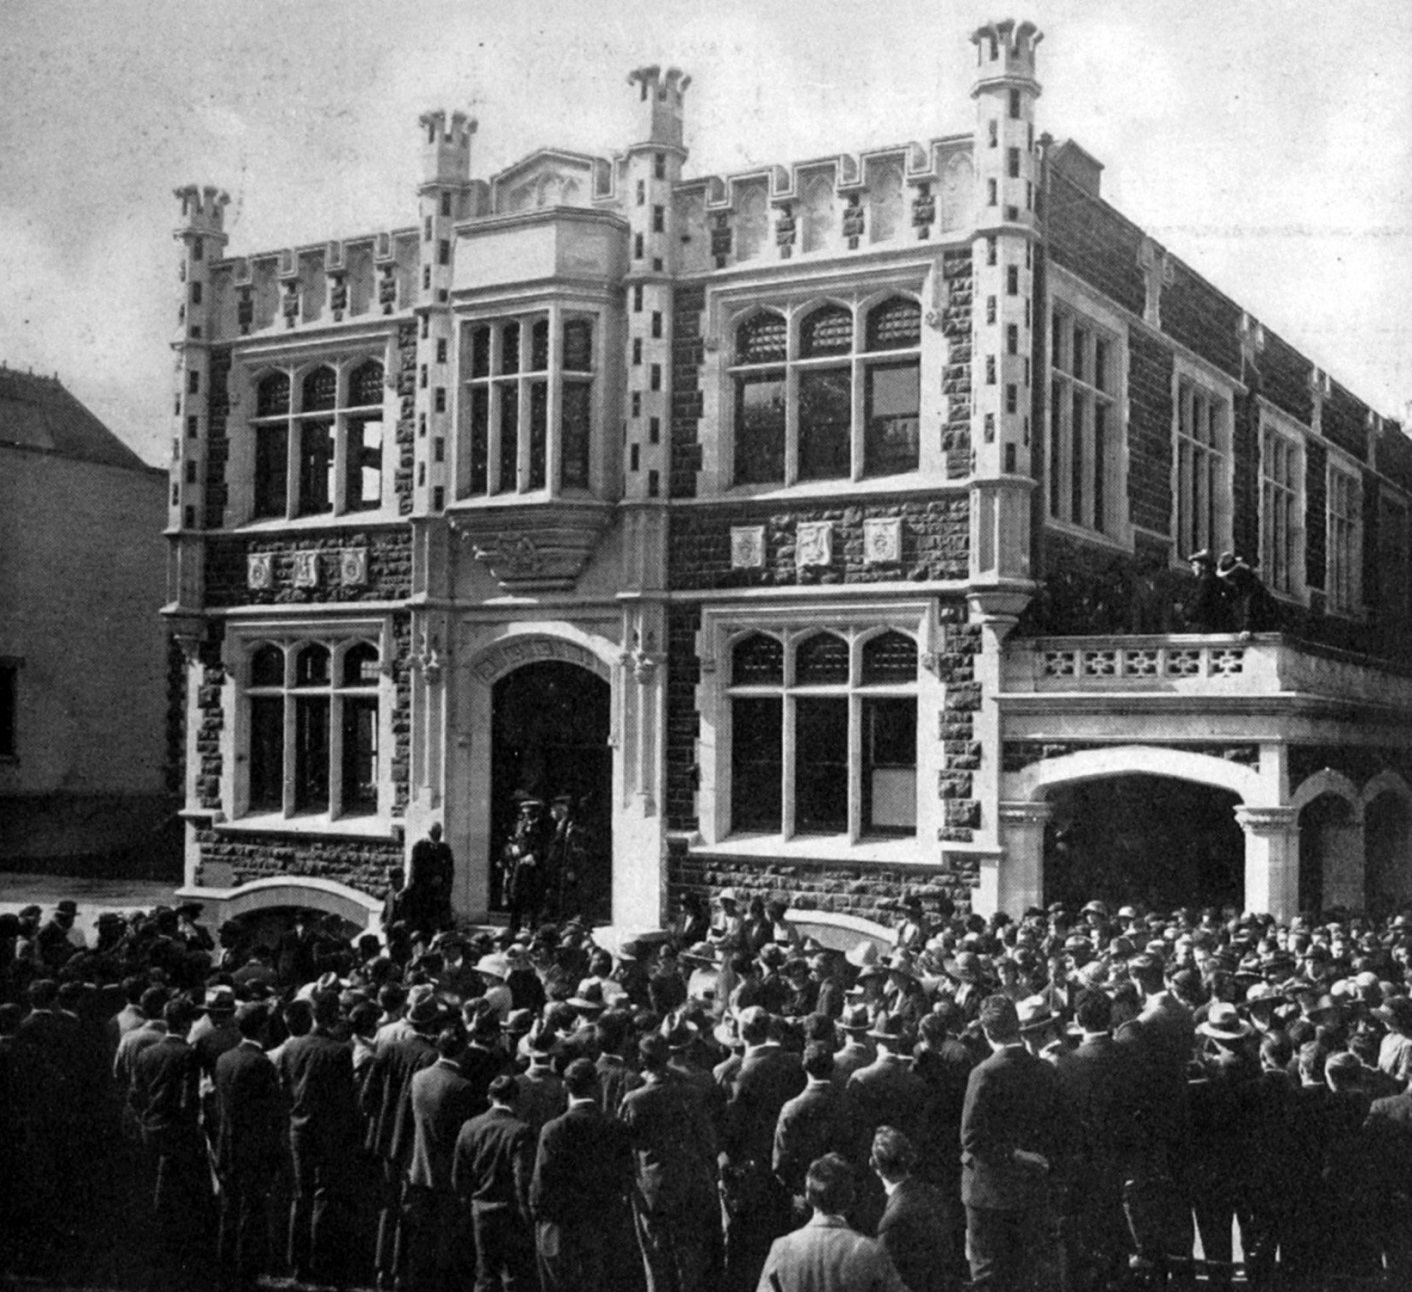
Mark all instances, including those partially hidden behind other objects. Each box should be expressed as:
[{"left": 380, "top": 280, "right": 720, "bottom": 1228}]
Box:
[{"left": 0, "top": 364, "right": 152, "bottom": 473}]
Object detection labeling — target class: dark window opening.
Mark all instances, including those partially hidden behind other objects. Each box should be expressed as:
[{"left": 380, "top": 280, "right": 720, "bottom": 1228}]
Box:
[
  {"left": 862, "top": 697, "right": 916, "bottom": 834},
  {"left": 731, "top": 697, "right": 782, "bottom": 831},
  {"left": 732, "top": 633, "right": 784, "bottom": 685},
  {"left": 795, "top": 697, "right": 848, "bottom": 832},
  {"left": 798, "top": 368, "right": 851, "bottom": 481}
]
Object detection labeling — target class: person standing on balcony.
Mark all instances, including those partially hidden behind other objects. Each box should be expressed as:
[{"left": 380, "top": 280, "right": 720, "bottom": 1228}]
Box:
[
  {"left": 1216, "top": 553, "right": 1278, "bottom": 634},
  {"left": 1182, "top": 550, "right": 1235, "bottom": 634}
]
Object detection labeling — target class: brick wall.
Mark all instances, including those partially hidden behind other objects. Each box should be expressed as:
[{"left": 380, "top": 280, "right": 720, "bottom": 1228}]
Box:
[
  {"left": 195, "top": 828, "right": 401, "bottom": 897},
  {"left": 1233, "top": 388, "right": 1261, "bottom": 562},
  {"left": 1324, "top": 381, "right": 1369, "bottom": 463},
  {"left": 1161, "top": 262, "right": 1244, "bottom": 382},
  {"left": 394, "top": 320, "right": 417, "bottom": 515},
  {"left": 1026, "top": 529, "right": 1183, "bottom": 636},
  {"left": 165, "top": 634, "right": 186, "bottom": 795},
  {"left": 665, "top": 605, "right": 702, "bottom": 831},
  {"left": 205, "top": 526, "right": 413, "bottom": 607},
  {"left": 204, "top": 346, "right": 232, "bottom": 529},
  {"left": 670, "top": 284, "right": 706, "bottom": 499},
  {"left": 667, "top": 843, "right": 980, "bottom": 924},
  {"left": 390, "top": 614, "right": 411, "bottom": 817},
  {"left": 668, "top": 497, "right": 968, "bottom": 591},
  {"left": 1128, "top": 329, "right": 1175, "bottom": 536},
  {"left": 940, "top": 248, "right": 973, "bottom": 478},
  {"left": 1046, "top": 173, "right": 1146, "bottom": 319},
  {"left": 1261, "top": 330, "right": 1313, "bottom": 427}
]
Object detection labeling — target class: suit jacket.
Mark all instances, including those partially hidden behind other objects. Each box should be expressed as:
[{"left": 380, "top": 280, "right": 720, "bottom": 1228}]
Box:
[
  {"left": 724, "top": 1043, "right": 805, "bottom": 1166},
  {"left": 214, "top": 1040, "right": 284, "bottom": 1178},
  {"left": 515, "top": 1063, "right": 567, "bottom": 1139},
  {"left": 274, "top": 925, "right": 318, "bottom": 987},
  {"left": 130, "top": 1033, "right": 201, "bottom": 1141},
  {"left": 277, "top": 1027, "right": 357, "bottom": 1151},
  {"left": 773, "top": 1080, "right": 860, "bottom": 1195},
  {"left": 360, "top": 1030, "right": 437, "bottom": 1163},
  {"left": 755, "top": 1214, "right": 906, "bottom": 1292},
  {"left": 1052, "top": 1033, "right": 1144, "bottom": 1168},
  {"left": 876, "top": 1177, "right": 951, "bottom": 1292},
  {"left": 960, "top": 1043, "right": 1067, "bottom": 1211},
  {"left": 529, "top": 1099, "right": 632, "bottom": 1225},
  {"left": 620, "top": 1070, "right": 718, "bottom": 1215},
  {"left": 453, "top": 1104, "right": 534, "bottom": 1215},
  {"left": 409, "top": 1058, "right": 478, "bottom": 1193},
  {"left": 848, "top": 1053, "right": 930, "bottom": 1146}
]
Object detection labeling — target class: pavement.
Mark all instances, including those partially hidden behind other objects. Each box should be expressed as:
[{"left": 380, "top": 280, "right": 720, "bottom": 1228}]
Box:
[{"left": 0, "top": 871, "right": 180, "bottom": 942}]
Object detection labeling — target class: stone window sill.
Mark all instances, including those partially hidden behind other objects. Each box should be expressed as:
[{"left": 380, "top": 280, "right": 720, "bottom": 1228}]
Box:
[
  {"left": 692, "top": 831, "right": 922, "bottom": 865},
  {"left": 217, "top": 812, "right": 399, "bottom": 841}
]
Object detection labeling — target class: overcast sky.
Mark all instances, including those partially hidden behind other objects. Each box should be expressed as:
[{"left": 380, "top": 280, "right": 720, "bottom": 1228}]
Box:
[{"left": 2, "top": 0, "right": 1409, "bottom": 466}]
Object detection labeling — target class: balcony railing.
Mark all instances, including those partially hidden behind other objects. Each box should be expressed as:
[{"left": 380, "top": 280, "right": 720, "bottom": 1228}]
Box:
[{"left": 1003, "top": 633, "right": 1412, "bottom": 709}]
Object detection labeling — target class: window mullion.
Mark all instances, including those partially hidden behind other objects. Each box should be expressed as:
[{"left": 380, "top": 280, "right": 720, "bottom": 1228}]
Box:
[
  {"left": 546, "top": 305, "right": 562, "bottom": 498},
  {"left": 331, "top": 411, "right": 348, "bottom": 515},
  {"left": 284, "top": 415, "right": 299, "bottom": 520},
  {"left": 282, "top": 690, "right": 296, "bottom": 817},
  {"left": 781, "top": 692, "right": 796, "bottom": 840},
  {"left": 516, "top": 373, "right": 529, "bottom": 494},
  {"left": 847, "top": 694, "right": 862, "bottom": 842},
  {"left": 784, "top": 365, "right": 799, "bottom": 485},
  {"left": 851, "top": 355, "right": 864, "bottom": 482},
  {"left": 328, "top": 691, "right": 344, "bottom": 819}
]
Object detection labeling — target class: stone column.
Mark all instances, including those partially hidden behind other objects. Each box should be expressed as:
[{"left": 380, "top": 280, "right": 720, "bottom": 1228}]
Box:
[
  {"left": 997, "top": 800, "right": 1051, "bottom": 916},
  {"left": 1236, "top": 805, "right": 1300, "bottom": 920}
]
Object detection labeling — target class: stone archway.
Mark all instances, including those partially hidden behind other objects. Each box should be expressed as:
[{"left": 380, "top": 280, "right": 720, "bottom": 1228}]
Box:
[
  {"left": 1364, "top": 772, "right": 1412, "bottom": 917},
  {"left": 1002, "top": 745, "right": 1297, "bottom": 918}
]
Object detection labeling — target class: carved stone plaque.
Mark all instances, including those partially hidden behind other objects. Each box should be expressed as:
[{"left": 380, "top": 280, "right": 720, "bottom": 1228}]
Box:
[
  {"left": 796, "top": 521, "right": 833, "bottom": 568},
  {"left": 246, "top": 552, "right": 273, "bottom": 591},
  {"left": 730, "top": 526, "right": 766, "bottom": 570},
  {"left": 340, "top": 547, "right": 368, "bottom": 587},
  {"left": 862, "top": 517, "right": 902, "bottom": 564},
  {"left": 292, "top": 550, "right": 320, "bottom": 589}
]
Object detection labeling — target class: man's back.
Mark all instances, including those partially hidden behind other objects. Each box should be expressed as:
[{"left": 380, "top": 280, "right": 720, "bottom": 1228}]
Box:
[
  {"left": 409, "top": 1059, "right": 478, "bottom": 1193},
  {"left": 454, "top": 1105, "right": 533, "bottom": 1210},
  {"left": 278, "top": 1028, "right": 356, "bottom": 1141},
  {"left": 877, "top": 1177, "right": 951, "bottom": 1292},
  {"left": 756, "top": 1214, "right": 904, "bottom": 1292},
  {"left": 960, "top": 1043, "right": 1066, "bottom": 1211},
  {"left": 621, "top": 1073, "right": 717, "bottom": 1214},
  {"left": 214, "top": 1042, "right": 283, "bottom": 1174},
  {"left": 530, "top": 1100, "right": 631, "bottom": 1225},
  {"left": 774, "top": 1082, "right": 859, "bottom": 1196},
  {"left": 725, "top": 1043, "right": 804, "bottom": 1164},
  {"left": 849, "top": 1055, "right": 930, "bottom": 1145},
  {"left": 131, "top": 1034, "right": 199, "bottom": 1135}
]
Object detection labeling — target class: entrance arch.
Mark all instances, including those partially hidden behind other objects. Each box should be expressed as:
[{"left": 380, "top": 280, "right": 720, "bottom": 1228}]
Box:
[
  {"left": 999, "top": 745, "right": 1299, "bottom": 919},
  {"left": 489, "top": 661, "right": 612, "bottom": 923},
  {"left": 1366, "top": 784, "right": 1412, "bottom": 917}
]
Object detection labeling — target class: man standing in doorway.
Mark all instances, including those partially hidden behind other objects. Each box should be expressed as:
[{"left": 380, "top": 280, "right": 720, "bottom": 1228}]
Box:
[{"left": 408, "top": 822, "right": 455, "bottom": 936}]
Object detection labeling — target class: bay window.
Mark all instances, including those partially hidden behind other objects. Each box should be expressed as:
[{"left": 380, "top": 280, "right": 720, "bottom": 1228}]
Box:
[{"left": 459, "top": 313, "right": 596, "bottom": 498}]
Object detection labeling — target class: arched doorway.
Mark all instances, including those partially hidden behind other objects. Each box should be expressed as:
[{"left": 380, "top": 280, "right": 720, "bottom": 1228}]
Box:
[
  {"left": 1366, "top": 790, "right": 1411, "bottom": 917},
  {"left": 1297, "top": 794, "right": 1359, "bottom": 917},
  {"left": 1044, "top": 775, "right": 1244, "bottom": 913},
  {"left": 489, "top": 661, "right": 612, "bottom": 923}
]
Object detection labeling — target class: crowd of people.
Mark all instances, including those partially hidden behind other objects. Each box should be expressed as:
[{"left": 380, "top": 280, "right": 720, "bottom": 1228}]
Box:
[{"left": 3, "top": 881, "right": 1412, "bottom": 1292}]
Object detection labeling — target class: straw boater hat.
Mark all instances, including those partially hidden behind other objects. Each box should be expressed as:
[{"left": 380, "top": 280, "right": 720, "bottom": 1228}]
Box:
[
  {"left": 1016, "top": 997, "right": 1057, "bottom": 1035},
  {"left": 567, "top": 981, "right": 609, "bottom": 1015},
  {"left": 679, "top": 941, "right": 720, "bottom": 966}
]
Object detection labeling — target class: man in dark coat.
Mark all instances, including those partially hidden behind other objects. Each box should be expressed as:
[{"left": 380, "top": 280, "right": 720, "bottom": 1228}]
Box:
[
  {"left": 620, "top": 1033, "right": 721, "bottom": 1292},
  {"left": 773, "top": 1042, "right": 861, "bottom": 1210},
  {"left": 361, "top": 991, "right": 441, "bottom": 1290},
  {"left": 721, "top": 1006, "right": 805, "bottom": 1291},
  {"left": 530, "top": 1057, "right": 634, "bottom": 1292},
  {"left": 1182, "top": 550, "right": 1233, "bottom": 633},
  {"left": 405, "top": 1023, "right": 478, "bottom": 1292},
  {"left": 407, "top": 822, "right": 455, "bottom": 936},
  {"left": 960, "top": 994, "right": 1068, "bottom": 1292},
  {"left": 214, "top": 1002, "right": 283, "bottom": 1285},
  {"left": 275, "top": 910, "right": 320, "bottom": 989},
  {"left": 278, "top": 989, "right": 359, "bottom": 1285},
  {"left": 871, "top": 1126, "right": 951, "bottom": 1292},
  {"left": 454, "top": 1074, "right": 536, "bottom": 1291},
  {"left": 130, "top": 996, "right": 210, "bottom": 1264}
]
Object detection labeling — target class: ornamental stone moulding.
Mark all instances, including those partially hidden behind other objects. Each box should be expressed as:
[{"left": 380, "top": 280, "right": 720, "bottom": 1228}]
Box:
[
  {"left": 796, "top": 521, "right": 833, "bottom": 569},
  {"left": 246, "top": 552, "right": 274, "bottom": 591},
  {"left": 339, "top": 547, "right": 369, "bottom": 587},
  {"left": 730, "top": 526, "right": 766, "bottom": 570},
  {"left": 292, "top": 551, "right": 320, "bottom": 589},
  {"left": 862, "top": 517, "right": 902, "bottom": 565}
]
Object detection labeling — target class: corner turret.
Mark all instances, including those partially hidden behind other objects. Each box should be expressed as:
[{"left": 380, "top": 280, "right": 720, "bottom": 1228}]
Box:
[
  {"left": 420, "top": 110, "right": 475, "bottom": 186},
  {"left": 627, "top": 65, "right": 690, "bottom": 151}
]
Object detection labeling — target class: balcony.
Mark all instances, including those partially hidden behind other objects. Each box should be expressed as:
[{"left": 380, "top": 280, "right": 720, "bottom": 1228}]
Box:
[{"left": 1002, "top": 633, "right": 1412, "bottom": 712}]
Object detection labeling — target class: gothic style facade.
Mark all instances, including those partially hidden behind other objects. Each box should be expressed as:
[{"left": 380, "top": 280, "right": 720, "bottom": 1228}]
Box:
[{"left": 167, "top": 19, "right": 1412, "bottom": 934}]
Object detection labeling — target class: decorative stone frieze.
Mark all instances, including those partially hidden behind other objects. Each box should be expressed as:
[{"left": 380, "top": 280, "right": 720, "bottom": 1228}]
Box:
[
  {"left": 339, "top": 547, "right": 368, "bottom": 587},
  {"left": 292, "top": 551, "right": 319, "bottom": 589}
]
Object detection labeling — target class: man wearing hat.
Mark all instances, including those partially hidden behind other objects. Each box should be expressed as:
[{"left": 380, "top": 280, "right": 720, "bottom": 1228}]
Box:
[
  {"left": 516, "top": 1022, "right": 569, "bottom": 1140},
  {"left": 620, "top": 1033, "right": 721, "bottom": 1292},
  {"left": 214, "top": 1002, "right": 283, "bottom": 1286},
  {"left": 959, "top": 994, "right": 1068, "bottom": 1292},
  {"left": 175, "top": 901, "right": 215, "bottom": 953},
  {"left": 36, "top": 900, "right": 81, "bottom": 971},
  {"left": 720, "top": 1006, "right": 805, "bottom": 1291},
  {"left": 849, "top": 1014, "right": 929, "bottom": 1181},
  {"left": 772, "top": 1041, "right": 860, "bottom": 1213},
  {"left": 832, "top": 1004, "right": 876, "bottom": 1090},
  {"left": 500, "top": 792, "right": 550, "bottom": 934},
  {"left": 1182, "top": 549, "right": 1234, "bottom": 633}
]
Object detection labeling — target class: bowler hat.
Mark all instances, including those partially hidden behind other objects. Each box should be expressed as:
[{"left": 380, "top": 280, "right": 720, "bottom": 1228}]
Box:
[{"left": 1198, "top": 1002, "right": 1253, "bottom": 1041}]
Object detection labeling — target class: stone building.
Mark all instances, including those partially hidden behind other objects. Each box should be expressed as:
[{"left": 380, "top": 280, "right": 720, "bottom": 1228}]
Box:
[
  {"left": 168, "top": 18, "right": 1412, "bottom": 935},
  {"left": 1, "top": 366, "right": 175, "bottom": 874}
]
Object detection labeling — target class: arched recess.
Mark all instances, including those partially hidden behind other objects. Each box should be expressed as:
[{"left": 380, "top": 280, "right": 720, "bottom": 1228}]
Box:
[
  {"left": 1291, "top": 768, "right": 1362, "bottom": 818},
  {"left": 1014, "top": 744, "right": 1264, "bottom": 806},
  {"left": 175, "top": 875, "right": 384, "bottom": 936},
  {"left": 1364, "top": 770, "right": 1412, "bottom": 916},
  {"left": 467, "top": 632, "right": 614, "bottom": 687}
]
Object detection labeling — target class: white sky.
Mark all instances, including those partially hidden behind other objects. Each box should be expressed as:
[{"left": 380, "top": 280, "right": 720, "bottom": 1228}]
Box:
[{"left": 2, "top": 0, "right": 1409, "bottom": 466}]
